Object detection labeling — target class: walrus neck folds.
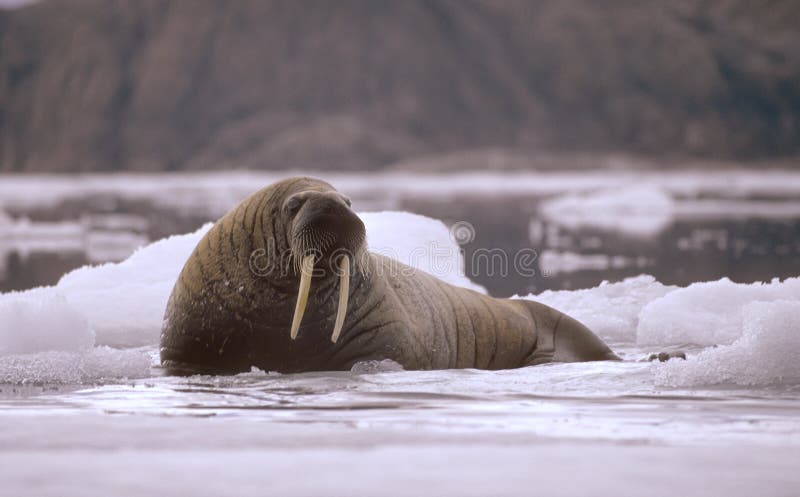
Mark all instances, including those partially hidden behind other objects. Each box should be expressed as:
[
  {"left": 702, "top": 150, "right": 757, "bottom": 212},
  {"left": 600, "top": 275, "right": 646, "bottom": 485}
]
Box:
[{"left": 282, "top": 189, "right": 367, "bottom": 344}]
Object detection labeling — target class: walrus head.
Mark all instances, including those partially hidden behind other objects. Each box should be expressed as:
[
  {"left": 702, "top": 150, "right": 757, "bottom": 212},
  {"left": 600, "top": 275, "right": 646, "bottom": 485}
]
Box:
[{"left": 279, "top": 179, "right": 367, "bottom": 344}]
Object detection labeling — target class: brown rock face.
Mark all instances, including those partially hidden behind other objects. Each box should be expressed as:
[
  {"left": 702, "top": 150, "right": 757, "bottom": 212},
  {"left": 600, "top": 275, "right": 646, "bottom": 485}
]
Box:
[{"left": 1, "top": 0, "right": 799, "bottom": 172}]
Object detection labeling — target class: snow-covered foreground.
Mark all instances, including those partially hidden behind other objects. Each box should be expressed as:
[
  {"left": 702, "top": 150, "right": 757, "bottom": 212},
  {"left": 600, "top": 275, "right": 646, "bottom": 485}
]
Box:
[
  {"left": 0, "top": 412, "right": 797, "bottom": 497},
  {"left": 1, "top": 209, "right": 799, "bottom": 496}
]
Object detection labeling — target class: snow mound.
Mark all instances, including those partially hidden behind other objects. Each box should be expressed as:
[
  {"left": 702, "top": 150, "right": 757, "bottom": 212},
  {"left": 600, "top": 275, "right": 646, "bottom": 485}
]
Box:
[
  {"left": 540, "top": 186, "right": 674, "bottom": 237},
  {"left": 54, "top": 225, "right": 212, "bottom": 347},
  {"left": 521, "top": 275, "right": 675, "bottom": 342},
  {"left": 655, "top": 301, "right": 800, "bottom": 386},
  {"left": 637, "top": 277, "right": 800, "bottom": 346},
  {"left": 0, "top": 293, "right": 92, "bottom": 354},
  {"left": 524, "top": 275, "right": 800, "bottom": 385},
  {"left": 361, "top": 211, "right": 485, "bottom": 293}
]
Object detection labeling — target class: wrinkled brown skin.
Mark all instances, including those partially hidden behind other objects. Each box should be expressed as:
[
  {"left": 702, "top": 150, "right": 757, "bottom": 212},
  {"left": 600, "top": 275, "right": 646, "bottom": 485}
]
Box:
[{"left": 160, "top": 177, "right": 619, "bottom": 375}]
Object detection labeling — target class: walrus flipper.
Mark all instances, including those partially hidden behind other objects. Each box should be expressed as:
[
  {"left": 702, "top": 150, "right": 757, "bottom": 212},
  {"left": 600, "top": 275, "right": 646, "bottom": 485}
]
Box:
[
  {"left": 518, "top": 300, "right": 620, "bottom": 365},
  {"left": 550, "top": 312, "right": 620, "bottom": 362}
]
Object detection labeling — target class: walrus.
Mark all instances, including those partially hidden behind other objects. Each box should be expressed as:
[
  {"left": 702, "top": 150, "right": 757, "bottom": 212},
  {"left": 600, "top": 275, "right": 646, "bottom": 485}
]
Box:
[{"left": 160, "top": 177, "right": 619, "bottom": 375}]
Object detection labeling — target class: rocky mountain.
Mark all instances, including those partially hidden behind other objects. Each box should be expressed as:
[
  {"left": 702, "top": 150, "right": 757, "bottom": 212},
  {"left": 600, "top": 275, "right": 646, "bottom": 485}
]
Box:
[{"left": 1, "top": 0, "right": 799, "bottom": 172}]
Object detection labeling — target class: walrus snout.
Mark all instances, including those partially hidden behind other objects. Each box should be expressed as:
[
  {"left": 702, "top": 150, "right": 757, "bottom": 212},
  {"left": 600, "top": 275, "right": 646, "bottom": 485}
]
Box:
[
  {"left": 284, "top": 189, "right": 363, "bottom": 344},
  {"left": 286, "top": 190, "right": 366, "bottom": 261}
]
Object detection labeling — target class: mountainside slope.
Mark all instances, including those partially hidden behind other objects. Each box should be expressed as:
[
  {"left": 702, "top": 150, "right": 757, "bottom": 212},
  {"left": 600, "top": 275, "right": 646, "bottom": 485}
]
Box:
[{"left": 1, "top": 0, "right": 799, "bottom": 172}]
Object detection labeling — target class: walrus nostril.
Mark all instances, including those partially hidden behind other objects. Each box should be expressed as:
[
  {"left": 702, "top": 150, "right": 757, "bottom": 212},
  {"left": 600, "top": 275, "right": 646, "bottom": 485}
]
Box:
[
  {"left": 320, "top": 201, "right": 335, "bottom": 215},
  {"left": 305, "top": 197, "right": 352, "bottom": 222}
]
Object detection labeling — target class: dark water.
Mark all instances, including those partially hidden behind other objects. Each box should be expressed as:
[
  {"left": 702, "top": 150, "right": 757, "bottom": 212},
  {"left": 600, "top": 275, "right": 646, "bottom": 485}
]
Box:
[
  {"left": 403, "top": 196, "right": 800, "bottom": 296},
  {"left": 2, "top": 192, "right": 799, "bottom": 296}
]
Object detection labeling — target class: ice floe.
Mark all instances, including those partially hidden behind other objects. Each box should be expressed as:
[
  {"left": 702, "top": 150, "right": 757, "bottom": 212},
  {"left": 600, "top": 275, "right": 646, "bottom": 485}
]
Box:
[
  {"left": 539, "top": 187, "right": 675, "bottom": 237},
  {"left": 655, "top": 300, "right": 800, "bottom": 386}
]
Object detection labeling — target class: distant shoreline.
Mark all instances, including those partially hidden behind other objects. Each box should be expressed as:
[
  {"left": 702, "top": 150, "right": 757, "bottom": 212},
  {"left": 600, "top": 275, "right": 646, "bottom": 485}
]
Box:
[{"left": 1, "top": 149, "right": 799, "bottom": 176}]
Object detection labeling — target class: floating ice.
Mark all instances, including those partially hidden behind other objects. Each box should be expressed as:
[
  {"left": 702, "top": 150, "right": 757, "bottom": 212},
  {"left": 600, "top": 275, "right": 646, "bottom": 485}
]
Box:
[
  {"left": 539, "top": 250, "right": 652, "bottom": 275},
  {"left": 637, "top": 277, "right": 800, "bottom": 346},
  {"left": 525, "top": 275, "right": 800, "bottom": 385},
  {"left": 361, "top": 211, "right": 485, "bottom": 293},
  {"left": 0, "top": 218, "right": 86, "bottom": 256},
  {"left": 655, "top": 301, "right": 800, "bottom": 386},
  {"left": 0, "top": 347, "right": 151, "bottom": 384},
  {"left": 0, "top": 224, "right": 206, "bottom": 382},
  {"left": 539, "top": 186, "right": 674, "bottom": 237},
  {"left": 0, "top": 292, "right": 92, "bottom": 354},
  {"left": 53, "top": 225, "right": 211, "bottom": 348},
  {"left": 350, "top": 359, "right": 405, "bottom": 374},
  {"left": 0, "top": 214, "right": 148, "bottom": 266},
  {"left": 2, "top": 170, "right": 800, "bottom": 214}
]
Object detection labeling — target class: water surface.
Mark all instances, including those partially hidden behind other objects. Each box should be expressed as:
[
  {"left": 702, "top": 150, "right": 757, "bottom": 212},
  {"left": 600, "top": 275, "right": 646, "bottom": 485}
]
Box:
[{"left": 1, "top": 170, "right": 799, "bottom": 496}]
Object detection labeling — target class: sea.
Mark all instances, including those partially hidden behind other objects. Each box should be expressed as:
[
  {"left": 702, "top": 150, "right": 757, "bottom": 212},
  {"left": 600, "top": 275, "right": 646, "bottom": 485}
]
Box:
[{"left": 0, "top": 169, "right": 798, "bottom": 497}]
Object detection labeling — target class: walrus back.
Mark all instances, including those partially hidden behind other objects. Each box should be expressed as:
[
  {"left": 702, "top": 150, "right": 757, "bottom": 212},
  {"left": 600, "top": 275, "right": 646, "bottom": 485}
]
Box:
[
  {"left": 160, "top": 192, "right": 271, "bottom": 375},
  {"left": 368, "top": 253, "right": 618, "bottom": 369}
]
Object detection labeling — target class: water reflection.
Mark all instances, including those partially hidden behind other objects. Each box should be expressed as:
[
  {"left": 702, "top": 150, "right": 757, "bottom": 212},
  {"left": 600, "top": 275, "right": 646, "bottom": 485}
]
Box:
[{"left": 404, "top": 196, "right": 800, "bottom": 296}]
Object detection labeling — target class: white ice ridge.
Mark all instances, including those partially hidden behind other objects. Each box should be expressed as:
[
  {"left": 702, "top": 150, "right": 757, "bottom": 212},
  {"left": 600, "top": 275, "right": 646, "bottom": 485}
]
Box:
[
  {"left": 539, "top": 186, "right": 800, "bottom": 238},
  {"left": 524, "top": 275, "right": 800, "bottom": 386},
  {"left": 654, "top": 300, "right": 800, "bottom": 387},
  {"left": 529, "top": 275, "right": 677, "bottom": 342}
]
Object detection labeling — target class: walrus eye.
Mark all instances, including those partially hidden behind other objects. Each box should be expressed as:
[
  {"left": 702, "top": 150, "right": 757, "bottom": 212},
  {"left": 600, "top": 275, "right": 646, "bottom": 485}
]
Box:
[
  {"left": 341, "top": 195, "right": 352, "bottom": 208},
  {"left": 284, "top": 195, "right": 304, "bottom": 216}
]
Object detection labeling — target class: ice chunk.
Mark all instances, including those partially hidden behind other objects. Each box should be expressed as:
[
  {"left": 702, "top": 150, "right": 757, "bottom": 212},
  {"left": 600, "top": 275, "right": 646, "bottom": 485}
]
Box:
[
  {"left": 540, "top": 187, "right": 674, "bottom": 237},
  {"left": 362, "top": 211, "right": 486, "bottom": 293},
  {"left": 0, "top": 292, "right": 92, "bottom": 354},
  {"left": 655, "top": 301, "right": 800, "bottom": 386},
  {"left": 637, "top": 277, "right": 800, "bottom": 346},
  {"left": 539, "top": 250, "right": 652, "bottom": 275},
  {"left": 55, "top": 224, "right": 212, "bottom": 347},
  {"left": 350, "top": 359, "right": 405, "bottom": 374},
  {"left": 0, "top": 347, "right": 151, "bottom": 384}
]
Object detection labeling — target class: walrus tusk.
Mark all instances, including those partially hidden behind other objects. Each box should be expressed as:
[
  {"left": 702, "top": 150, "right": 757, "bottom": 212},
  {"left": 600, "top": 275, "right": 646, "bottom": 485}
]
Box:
[
  {"left": 331, "top": 256, "right": 350, "bottom": 343},
  {"left": 290, "top": 254, "right": 315, "bottom": 340}
]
